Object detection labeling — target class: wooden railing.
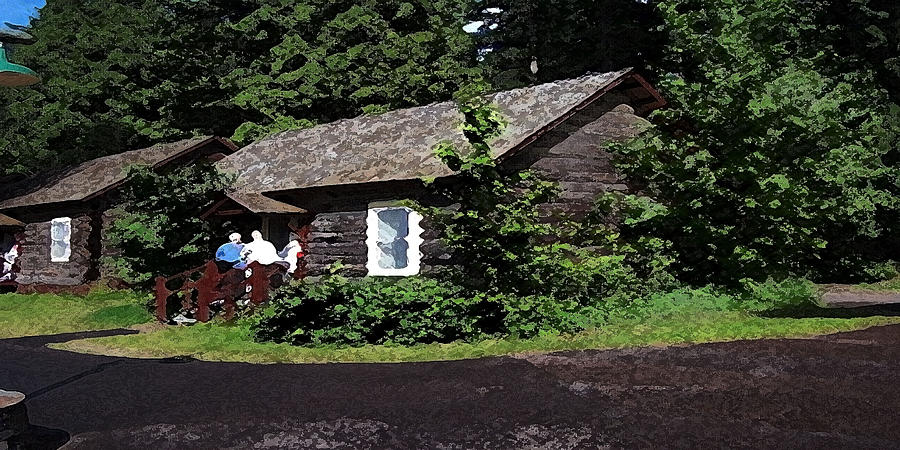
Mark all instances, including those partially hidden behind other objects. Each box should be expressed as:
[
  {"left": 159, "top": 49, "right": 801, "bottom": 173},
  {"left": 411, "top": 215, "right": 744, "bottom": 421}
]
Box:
[{"left": 154, "top": 261, "right": 287, "bottom": 323}]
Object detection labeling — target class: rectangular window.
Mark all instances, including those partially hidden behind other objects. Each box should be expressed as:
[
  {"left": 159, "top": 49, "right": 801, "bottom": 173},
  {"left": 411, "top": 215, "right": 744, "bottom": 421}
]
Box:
[
  {"left": 50, "top": 217, "right": 72, "bottom": 263},
  {"left": 366, "top": 205, "right": 423, "bottom": 276}
]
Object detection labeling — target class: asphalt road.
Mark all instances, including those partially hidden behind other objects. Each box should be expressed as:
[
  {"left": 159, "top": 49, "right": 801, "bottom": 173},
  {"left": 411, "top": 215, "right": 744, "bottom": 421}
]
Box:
[{"left": 2, "top": 325, "right": 900, "bottom": 449}]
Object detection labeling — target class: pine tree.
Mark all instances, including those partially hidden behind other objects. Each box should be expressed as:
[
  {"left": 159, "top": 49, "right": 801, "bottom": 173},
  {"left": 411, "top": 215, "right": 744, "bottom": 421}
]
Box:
[
  {"left": 224, "top": 0, "right": 482, "bottom": 144},
  {"left": 470, "top": 0, "right": 664, "bottom": 90}
]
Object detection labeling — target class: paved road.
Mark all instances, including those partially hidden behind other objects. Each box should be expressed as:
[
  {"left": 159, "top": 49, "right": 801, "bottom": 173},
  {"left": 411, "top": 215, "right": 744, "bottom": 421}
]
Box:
[{"left": 2, "top": 326, "right": 900, "bottom": 449}]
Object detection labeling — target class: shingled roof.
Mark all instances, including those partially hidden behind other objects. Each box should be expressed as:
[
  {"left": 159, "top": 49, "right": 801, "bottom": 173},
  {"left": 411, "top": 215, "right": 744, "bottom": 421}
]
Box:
[
  {"left": 0, "top": 136, "right": 236, "bottom": 210},
  {"left": 219, "top": 69, "right": 663, "bottom": 211},
  {"left": 0, "top": 214, "right": 24, "bottom": 228}
]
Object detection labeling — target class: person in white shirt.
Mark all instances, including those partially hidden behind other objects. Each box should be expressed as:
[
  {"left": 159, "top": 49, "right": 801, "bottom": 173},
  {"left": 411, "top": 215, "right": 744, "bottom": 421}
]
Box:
[
  {"left": 278, "top": 240, "right": 304, "bottom": 274},
  {"left": 1, "top": 243, "right": 19, "bottom": 282},
  {"left": 240, "top": 230, "right": 282, "bottom": 266}
]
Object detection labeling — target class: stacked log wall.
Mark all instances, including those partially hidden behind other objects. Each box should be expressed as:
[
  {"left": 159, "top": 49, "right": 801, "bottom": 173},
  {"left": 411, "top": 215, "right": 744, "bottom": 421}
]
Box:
[
  {"left": 502, "top": 98, "right": 650, "bottom": 220},
  {"left": 306, "top": 212, "right": 369, "bottom": 277},
  {"left": 16, "top": 215, "right": 94, "bottom": 286},
  {"left": 298, "top": 98, "right": 653, "bottom": 277}
]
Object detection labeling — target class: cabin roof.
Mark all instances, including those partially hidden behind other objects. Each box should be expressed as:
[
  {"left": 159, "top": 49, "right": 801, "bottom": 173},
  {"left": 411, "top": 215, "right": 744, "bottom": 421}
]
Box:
[
  {"left": 0, "top": 213, "right": 24, "bottom": 228},
  {"left": 218, "top": 69, "right": 664, "bottom": 212},
  {"left": 0, "top": 136, "right": 237, "bottom": 210},
  {"left": 228, "top": 192, "right": 307, "bottom": 215}
]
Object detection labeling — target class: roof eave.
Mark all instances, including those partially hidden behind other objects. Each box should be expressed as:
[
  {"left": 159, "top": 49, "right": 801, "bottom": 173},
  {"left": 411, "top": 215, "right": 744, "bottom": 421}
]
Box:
[
  {"left": 80, "top": 136, "right": 238, "bottom": 203},
  {"left": 225, "top": 192, "right": 308, "bottom": 215},
  {"left": 0, "top": 213, "right": 24, "bottom": 227}
]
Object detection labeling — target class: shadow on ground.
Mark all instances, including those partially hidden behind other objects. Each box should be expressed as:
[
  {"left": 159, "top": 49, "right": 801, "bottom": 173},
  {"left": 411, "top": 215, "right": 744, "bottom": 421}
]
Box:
[
  {"left": 2, "top": 325, "right": 900, "bottom": 448},
  {"left": 760, "top": 303, "right": 900, "bottom": 319}
]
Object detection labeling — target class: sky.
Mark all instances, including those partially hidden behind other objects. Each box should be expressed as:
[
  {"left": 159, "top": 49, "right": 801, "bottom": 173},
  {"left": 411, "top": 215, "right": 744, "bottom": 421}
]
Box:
[{"left": 0, "top": 0, "right": 44, "bottom": 29}]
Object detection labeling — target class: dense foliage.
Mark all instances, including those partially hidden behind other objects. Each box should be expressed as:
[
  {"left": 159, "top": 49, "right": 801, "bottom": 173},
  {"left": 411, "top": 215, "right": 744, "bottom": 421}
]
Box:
[
  {"left": 417, "top": 95, "right": 674, "bottom": 302},
  {"left": 469, "top": 0, "right": 664, "bottom": 89},
  {"left": 225, "top": 0, "right": 482, "bottom": 143},
  {"left": 613, "top": 0, "right": 900, "bottom": 285},
  {"left": 103, "top": 164, "right": 233, "bottom": 285},
  {"left": 0, "top": 0, "right": 481, "bottom": 176},
  {"left": 0, "top": 0, "right": 256, "bottom": 177},
  {"left": 253, "top": 274, "right": 488, "bottom": 346}
]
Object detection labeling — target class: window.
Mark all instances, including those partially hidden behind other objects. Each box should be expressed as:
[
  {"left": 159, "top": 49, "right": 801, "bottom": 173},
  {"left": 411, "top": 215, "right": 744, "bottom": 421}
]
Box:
[
  {"left": 50, "top": 217, "right": 71, "bottom": 262},
  {"left": 365, "top": 205, "right": 424, "bottom": 276}
]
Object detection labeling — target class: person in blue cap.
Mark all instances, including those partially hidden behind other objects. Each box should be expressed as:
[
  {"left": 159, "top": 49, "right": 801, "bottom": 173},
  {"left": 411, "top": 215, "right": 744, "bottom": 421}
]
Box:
[{"left": 215, "top": 233, "right": 245, "bottom": 271}]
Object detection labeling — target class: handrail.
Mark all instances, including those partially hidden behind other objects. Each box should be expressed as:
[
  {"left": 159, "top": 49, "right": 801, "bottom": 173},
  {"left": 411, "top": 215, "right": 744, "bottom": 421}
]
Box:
[
  {"left": 154, "top": 260, "right": 288, "bottom": 323},
  {"left": 164, "top": 263, "right": 208, "bottom": 283}
]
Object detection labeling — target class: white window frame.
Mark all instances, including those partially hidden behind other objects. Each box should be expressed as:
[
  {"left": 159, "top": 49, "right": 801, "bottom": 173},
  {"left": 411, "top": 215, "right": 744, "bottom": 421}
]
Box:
[
  {"left": 50, "top": 217, "right": 72, "bottom": 263},
  {"left": 365, "top": 204, "right": 424, "bottom": 277}
]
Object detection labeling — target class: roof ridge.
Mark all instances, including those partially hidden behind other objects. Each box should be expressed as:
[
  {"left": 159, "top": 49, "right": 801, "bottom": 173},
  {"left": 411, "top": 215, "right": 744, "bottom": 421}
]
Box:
[
  {"left": 242, "top": 69, "right": 635, "bottom": 148},
  {"left": 219, "top": 68, "right": 645, "bottom": 200}
]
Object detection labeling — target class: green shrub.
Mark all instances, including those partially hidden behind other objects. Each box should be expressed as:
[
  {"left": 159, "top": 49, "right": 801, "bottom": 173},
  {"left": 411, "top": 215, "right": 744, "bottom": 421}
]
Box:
[
  {"left": 252, "top": 268, "right": 642, "bottom": 347},
  {"left": 738, "top": 278, "right": 822, "bottom": 314},
  {"left": 497, "top": 293, "right": 607, "bottom": 337},
  {"left": 631, "top": 286, "right": 742, "bottom": 319},
  {"left": 253, "top": 275, "right": 496, "bottom": 346}
]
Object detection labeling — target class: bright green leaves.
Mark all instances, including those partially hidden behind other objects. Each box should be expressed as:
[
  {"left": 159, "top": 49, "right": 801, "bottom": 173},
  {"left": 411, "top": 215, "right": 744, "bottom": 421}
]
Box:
[
  {"left": 253, "top": 277, "right": 494, "bottom": 346},
  {"left": 614, "top": 0, "right": 900, "bottom": 284}
]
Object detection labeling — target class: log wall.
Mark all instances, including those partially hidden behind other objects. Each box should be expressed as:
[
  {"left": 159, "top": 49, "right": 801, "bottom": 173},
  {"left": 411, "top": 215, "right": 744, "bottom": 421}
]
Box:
[{"left": 16, "top": 215, "right": 94, "bottom": 286}]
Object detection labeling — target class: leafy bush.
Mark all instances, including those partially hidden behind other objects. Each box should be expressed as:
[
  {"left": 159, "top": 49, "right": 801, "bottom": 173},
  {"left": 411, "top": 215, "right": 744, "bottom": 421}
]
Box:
[
  {"left": 738, "top": 278, "right": 822, "bottom": 314},
  {"left": 630, "top": 286, "right": 742, "bottom": 320},
  {"left": 253, "top": 275, "right": 493, "bottom": 346},
  {"left": 103, "top": 164, "right": 234, "bottom": 285},
  {"left": 253, "top": 271, "right": 630, "bottom": 347}
]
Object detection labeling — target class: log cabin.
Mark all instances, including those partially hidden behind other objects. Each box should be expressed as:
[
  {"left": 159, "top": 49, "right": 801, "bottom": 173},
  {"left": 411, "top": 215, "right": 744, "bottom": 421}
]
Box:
[
  {"left": 0, "top": 137, "right": 237, "bottom": 290},
  {"left": 212, "top": 68, "right": 665, "bottom": 277},
  {"left": 0, "top": 69, "right": 665, "bottom": 290}
]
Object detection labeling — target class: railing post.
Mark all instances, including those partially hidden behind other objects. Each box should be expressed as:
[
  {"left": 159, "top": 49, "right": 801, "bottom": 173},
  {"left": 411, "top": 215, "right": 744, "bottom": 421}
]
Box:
[
  {"left": 296, "top": 225, "right": 310, "bottom": 280},
  {"left": 196, "top": 261, "right": 220, "bottom": 323},
  {"left": 248, "top": 261, "right": 276, "bottom": 306},
  {"left": 154, "top": 276, "right": 170, "bottom": 322},
  {"left": 223, "top": 295, "right": 236, "bottom": 321}
]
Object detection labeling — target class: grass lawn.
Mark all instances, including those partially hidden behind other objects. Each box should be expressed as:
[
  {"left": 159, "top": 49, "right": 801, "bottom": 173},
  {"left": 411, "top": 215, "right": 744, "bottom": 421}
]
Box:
[
  {"left": 0, "top": 290, "right": 153, "bottom": 338},
  {"left": 51, "top": 310, "right": 900, "bottom": 364},
  {"left": 859, "top": 276, "right": 900, "bottom": 292}
]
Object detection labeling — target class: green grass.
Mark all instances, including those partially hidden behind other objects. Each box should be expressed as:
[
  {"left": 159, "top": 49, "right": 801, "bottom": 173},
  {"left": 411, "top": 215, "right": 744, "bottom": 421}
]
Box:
[
  {"left": 51, "top": 310, "right": 900, "bottom": 364},
  {"left": 0, "top": 290, "right": 153, "bottom": 338},
  {"left": 859, "top": 276, "right": 900, "bottom": 292}
]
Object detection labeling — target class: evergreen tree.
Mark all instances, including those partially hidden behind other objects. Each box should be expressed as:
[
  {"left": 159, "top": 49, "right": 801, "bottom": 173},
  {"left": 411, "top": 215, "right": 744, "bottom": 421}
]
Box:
[
  {"left": 0, "top": 0, "right": 480, "bottom": 175},
  {"left": 0, "top": 0, "right": 254, "bottom": 176},
  {"left": 614, "top": 0, "right": 900, "bottom": 284},
  {"left": 470, "top": 0, "right": 664, "bottom": 90},
  {"left": 224, "top": 0, "right": 482, "bottom": 143}
]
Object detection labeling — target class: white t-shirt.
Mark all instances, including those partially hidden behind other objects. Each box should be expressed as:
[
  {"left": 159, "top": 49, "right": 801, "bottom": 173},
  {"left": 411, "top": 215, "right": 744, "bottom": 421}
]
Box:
[{"left": 241, "top": 238, "right": 281, "bottom": 266}]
